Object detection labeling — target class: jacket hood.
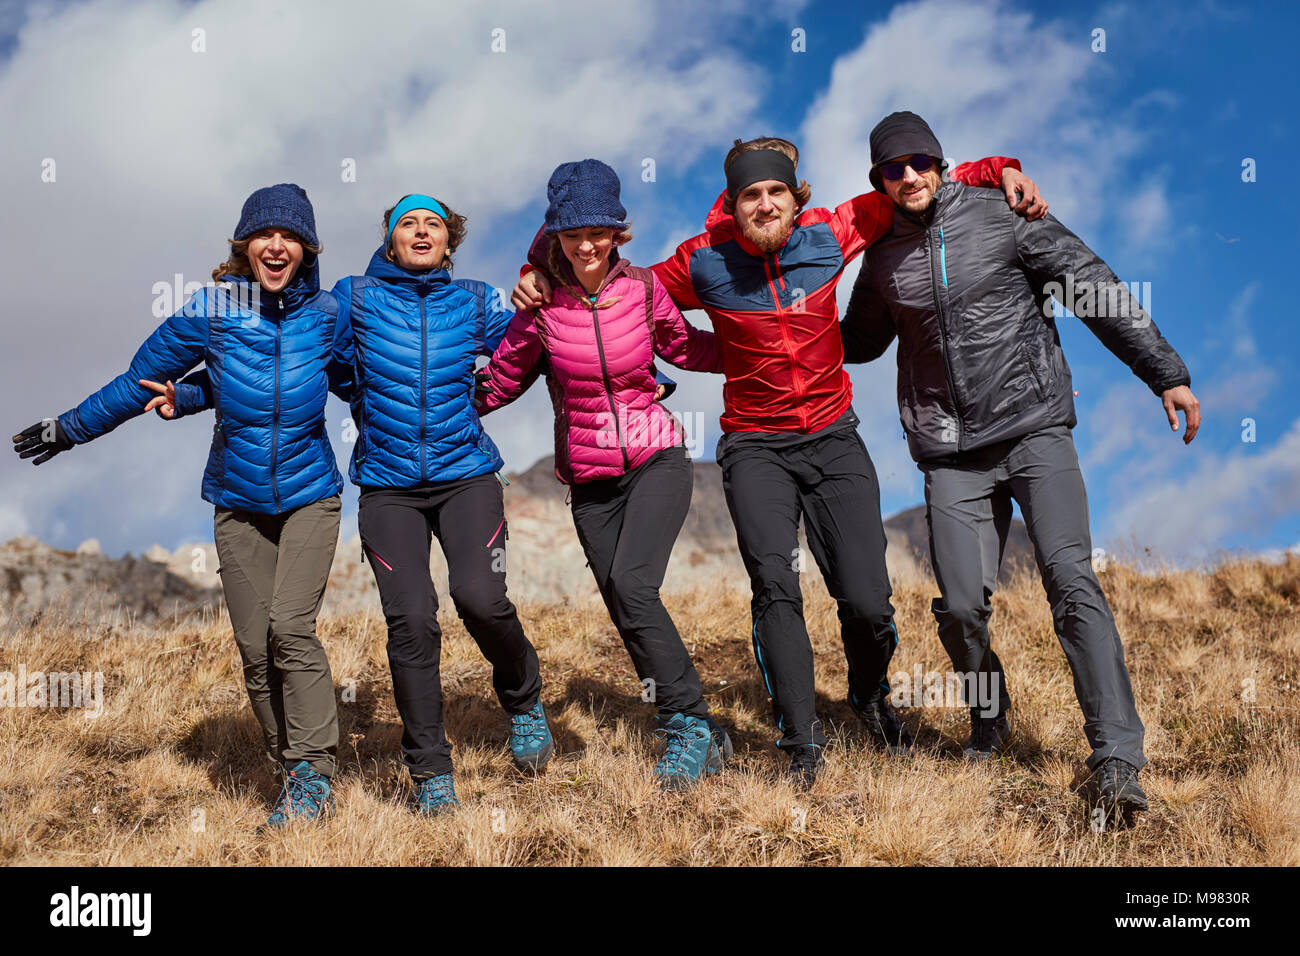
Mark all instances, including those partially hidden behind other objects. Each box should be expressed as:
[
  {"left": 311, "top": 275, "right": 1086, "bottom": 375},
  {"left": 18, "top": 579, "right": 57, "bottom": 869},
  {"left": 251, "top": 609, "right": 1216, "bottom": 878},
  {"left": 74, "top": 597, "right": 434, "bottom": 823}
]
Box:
[{"left": 364, "top": 245, "right": 452, "bottom": 286}]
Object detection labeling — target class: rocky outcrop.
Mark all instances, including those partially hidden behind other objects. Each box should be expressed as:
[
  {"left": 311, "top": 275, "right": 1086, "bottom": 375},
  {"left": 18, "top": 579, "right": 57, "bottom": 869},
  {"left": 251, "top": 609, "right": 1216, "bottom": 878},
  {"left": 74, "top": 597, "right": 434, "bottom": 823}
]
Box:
[{"left": 2, "top": 455, "right": 1032, "bottom": 628}]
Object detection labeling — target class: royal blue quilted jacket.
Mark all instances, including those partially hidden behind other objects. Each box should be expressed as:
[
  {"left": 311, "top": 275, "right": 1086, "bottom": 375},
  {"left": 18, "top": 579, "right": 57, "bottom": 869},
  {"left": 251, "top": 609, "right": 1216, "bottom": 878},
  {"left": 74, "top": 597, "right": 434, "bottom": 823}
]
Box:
[
  {"left": 58, "top": 257, "right": 344, "bottom": 514},
  {"left": 331, "top": 248, "right": 512, "bottom": 488}
]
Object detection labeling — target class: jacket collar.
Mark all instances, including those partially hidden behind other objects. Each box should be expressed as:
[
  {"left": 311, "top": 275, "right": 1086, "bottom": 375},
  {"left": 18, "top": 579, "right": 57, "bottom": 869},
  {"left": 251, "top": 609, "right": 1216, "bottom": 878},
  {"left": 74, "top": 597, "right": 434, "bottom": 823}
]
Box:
[
  {"left": 364, "top": 245, "right": 452, "bottom": 289},
  {"left": 894, "top": 181, "right": 961, "bottom": 232},
  {"left": 224, "top": 252, "right": 320, "bottom": 313},
  {"left": 554, "top": 249, "right": 630, "bottom": 303}
]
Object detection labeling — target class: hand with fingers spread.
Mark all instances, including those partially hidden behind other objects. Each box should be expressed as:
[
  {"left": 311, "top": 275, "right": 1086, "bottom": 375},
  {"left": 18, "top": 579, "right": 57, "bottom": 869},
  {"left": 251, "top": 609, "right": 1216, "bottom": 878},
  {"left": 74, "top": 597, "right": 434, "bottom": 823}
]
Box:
[
  {"left": 1161, "top": 385, "right": 1201, "bottom": 444},
  {"left": 140, "top": 378, "right": 178, "bottom": 419},
  {"left": 1001, "top": 166, "right": 1048, "bottom": 221},
  {"left": 511, "top": 270, "right": 553, "bottom": 311},
  {"left": 12, "top": 418, "right": 73, "bottom": 465}
]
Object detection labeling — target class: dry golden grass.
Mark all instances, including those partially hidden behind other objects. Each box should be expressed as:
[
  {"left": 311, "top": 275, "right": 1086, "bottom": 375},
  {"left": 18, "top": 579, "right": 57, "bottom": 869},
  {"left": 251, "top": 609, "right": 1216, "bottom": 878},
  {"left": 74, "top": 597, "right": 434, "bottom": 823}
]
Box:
[{"left": 2, "top": 555, "right": 1298, "bottom": 866}]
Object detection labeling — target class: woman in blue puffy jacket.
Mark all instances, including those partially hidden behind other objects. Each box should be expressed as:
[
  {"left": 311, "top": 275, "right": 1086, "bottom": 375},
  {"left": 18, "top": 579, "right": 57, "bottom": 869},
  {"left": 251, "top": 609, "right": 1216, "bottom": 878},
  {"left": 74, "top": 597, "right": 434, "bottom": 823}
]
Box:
[
  {"left": 327, "top": 194, "right": 552, "bottom": 815},
  {"left": 11, "top": 184, "right": 344, "bottom": 829},
  {"left": 174, "top": 193, "right": 553, "bottom": 815}
]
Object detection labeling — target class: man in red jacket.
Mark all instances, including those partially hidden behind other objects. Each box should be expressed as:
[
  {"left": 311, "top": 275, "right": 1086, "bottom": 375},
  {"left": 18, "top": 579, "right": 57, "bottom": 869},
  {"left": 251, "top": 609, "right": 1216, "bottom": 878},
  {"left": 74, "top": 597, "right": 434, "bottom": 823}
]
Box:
[{"left": 513, "top": 136, "right": 1044, "bottom": 789}]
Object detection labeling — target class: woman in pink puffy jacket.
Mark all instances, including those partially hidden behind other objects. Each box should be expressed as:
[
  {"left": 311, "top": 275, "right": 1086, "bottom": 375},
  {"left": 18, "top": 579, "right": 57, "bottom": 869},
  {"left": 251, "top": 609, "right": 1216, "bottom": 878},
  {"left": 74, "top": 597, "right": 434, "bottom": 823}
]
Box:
[{"left": 479, "top": 159, "right": 732, "bottom": 790}]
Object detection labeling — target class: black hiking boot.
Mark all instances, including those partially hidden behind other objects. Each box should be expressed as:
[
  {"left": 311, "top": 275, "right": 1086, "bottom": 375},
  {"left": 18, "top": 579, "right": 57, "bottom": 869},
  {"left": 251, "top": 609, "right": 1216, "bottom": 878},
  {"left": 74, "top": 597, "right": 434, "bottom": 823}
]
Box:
[
  {"left": 1094, "top": 757, "right": 1148, "bottom": 823},
  {"left": 849, "top": 691, "right": 915, "bottom": 755},
  {"left": 962, "top": 708, "right": 1011, "bottom": 761},
  {"left": 785, "top": 744, "right": 825, "bottom": 792}
]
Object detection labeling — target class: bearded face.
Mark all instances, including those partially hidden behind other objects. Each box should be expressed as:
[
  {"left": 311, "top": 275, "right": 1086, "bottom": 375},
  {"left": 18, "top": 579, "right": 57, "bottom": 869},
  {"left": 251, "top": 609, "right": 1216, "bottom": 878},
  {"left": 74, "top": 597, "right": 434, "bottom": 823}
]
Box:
[{"left": 733, "top": 180, "right": 797, "bottom": 255}]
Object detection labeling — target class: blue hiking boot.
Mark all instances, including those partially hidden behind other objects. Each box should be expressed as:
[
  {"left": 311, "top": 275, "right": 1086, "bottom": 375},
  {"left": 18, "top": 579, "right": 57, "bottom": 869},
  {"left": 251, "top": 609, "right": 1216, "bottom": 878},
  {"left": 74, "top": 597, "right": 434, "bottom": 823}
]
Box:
[
  {"left": 654, "top": 712, "right": 730, "bottom": 790},
  {"left": 509, "top": 700, "right": 554, "bottom": 771},
  {"left": 264, "top": 760, "right": 334, "bottom": 828},
  {"left": 412, "top": 773, "right": 459, "bottom": 816}
]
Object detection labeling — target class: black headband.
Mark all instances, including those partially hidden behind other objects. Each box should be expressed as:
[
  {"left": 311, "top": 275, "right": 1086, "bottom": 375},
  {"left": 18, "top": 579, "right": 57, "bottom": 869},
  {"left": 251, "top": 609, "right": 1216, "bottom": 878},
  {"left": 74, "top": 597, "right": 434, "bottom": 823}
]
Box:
[{"left": 726, "top": 149, "right": 798, "bottom": 199}]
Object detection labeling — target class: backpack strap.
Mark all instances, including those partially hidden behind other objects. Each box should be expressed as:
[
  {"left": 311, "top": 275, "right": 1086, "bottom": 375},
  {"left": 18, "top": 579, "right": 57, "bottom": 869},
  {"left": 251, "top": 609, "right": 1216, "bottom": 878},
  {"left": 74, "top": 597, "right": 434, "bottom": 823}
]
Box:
[{"left": 623, "top": 264, "right": 657, "bottom": 339}]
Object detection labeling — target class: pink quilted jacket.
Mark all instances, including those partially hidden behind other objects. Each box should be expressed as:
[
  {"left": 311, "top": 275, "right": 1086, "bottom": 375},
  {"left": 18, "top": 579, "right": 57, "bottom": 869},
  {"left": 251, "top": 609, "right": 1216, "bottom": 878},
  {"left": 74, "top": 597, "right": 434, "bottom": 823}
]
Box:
[{"left": 480, "top": 255, "right": 722, "bottom": 484}]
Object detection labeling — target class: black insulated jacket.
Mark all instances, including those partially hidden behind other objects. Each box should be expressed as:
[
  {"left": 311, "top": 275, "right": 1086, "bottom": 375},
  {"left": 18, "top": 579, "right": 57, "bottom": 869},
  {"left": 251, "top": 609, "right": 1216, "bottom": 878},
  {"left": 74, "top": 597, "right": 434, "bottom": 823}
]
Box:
[{"left": 841, "top": 182, "right": 1190, "bottom": 462}]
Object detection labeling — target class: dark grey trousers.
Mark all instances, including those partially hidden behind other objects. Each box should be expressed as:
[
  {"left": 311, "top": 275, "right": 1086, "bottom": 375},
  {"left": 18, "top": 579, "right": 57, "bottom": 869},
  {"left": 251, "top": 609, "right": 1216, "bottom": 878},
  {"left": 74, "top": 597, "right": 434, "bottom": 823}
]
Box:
[
  {"left": 921, "top": 426, "right": 1144, "bottom": 770},
  {"left": 214, "top": 495, "right": 341, "bottom": 777}
]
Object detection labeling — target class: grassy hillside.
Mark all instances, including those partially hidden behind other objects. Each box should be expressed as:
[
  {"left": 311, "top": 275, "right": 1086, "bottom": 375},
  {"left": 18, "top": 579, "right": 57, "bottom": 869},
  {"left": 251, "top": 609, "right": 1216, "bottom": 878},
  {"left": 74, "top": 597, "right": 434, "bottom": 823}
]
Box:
[{"left": 2, "top": 556, "right": 1297, "bottom": 866}]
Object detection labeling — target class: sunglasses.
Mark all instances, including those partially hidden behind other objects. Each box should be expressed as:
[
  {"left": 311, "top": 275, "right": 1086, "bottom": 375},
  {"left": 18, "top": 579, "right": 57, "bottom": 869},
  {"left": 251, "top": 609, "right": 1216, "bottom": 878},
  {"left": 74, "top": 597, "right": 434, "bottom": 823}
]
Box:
[{"left": 878, "top": 154, "right": 938, "bottom": 182}]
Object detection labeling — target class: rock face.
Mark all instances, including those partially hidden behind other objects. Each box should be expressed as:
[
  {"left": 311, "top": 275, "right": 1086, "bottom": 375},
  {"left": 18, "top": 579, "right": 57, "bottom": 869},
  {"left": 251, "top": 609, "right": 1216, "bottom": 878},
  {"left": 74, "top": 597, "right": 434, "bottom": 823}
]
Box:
[
  {"left": 0, "top": 456, "right": 1033, "bottom": 628},
  {"left": 0, "top": 535, "right": 220, "bottom": 629}
]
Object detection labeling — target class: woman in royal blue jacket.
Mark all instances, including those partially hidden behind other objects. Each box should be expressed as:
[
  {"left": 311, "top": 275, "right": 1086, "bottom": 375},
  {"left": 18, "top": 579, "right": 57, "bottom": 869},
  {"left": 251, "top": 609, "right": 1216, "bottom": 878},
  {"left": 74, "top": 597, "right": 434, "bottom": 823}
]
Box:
[
  {"left": 11, "top": 184, "right": 343, "bottom": 829},
  {"left": 327, "top": 195, "right": 552, "bottom": 814},
  {"left": 175, "top": 194, "right": 553, "bottom": 815}
]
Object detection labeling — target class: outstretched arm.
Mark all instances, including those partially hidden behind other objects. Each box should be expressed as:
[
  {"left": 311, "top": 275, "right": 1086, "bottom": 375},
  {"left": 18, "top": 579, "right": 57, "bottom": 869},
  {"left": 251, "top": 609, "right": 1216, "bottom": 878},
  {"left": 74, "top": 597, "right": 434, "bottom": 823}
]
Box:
[
  {"left": 14, "top": 291, "right": 209, "bottom": 465},
  {"left": 1014, "top": 211, "right": 1199, "bottom": 442}
]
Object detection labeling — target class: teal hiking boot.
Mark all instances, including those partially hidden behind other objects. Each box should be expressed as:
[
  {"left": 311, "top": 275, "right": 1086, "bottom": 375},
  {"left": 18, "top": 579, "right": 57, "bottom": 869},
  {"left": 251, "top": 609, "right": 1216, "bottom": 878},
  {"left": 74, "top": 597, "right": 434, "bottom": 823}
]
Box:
[
  {"left": 509, "top": 700, "right": 554, "bottom": 771},
  {"left": 412, "top": 773, "right": 459, "bottom": 816},
  {"left": 654, "top": 712, "right": 730, "bottom": 790},
  {"left": 264, "top": 760, "right": 334, "bottom": 828}
]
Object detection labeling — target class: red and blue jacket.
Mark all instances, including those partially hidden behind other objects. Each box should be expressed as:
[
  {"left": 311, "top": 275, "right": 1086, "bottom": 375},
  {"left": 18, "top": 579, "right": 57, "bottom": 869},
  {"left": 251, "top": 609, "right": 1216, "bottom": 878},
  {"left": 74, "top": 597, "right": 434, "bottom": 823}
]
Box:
[{"left": 650, "top": 157, "right": 1020, "bottom": 433}]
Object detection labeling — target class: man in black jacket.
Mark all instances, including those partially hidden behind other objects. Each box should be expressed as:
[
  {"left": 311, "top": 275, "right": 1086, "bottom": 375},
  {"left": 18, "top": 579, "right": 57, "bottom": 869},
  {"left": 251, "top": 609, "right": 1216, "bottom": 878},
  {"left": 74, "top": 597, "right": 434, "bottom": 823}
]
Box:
[{"left": 841, "top": 111, "right": 1201, "bottom": 822}]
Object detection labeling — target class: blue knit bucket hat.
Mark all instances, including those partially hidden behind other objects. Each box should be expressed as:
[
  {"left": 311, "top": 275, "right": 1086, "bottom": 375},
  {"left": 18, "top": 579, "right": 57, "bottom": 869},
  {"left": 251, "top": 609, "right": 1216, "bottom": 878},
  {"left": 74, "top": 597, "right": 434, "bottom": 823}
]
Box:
[{"left": 544, "top": 159, "right": 627, "bottom": 234}]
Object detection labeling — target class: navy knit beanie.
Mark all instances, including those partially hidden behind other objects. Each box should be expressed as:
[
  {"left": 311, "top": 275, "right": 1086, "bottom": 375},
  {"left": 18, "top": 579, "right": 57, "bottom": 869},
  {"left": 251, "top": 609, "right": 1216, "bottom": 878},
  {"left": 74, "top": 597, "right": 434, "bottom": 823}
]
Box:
[
  {"left": 544, "top": 159, "right": 627, "bottom": 234},
  {"left": 233, "top": 183, "right": 319, "bottom": 248}
]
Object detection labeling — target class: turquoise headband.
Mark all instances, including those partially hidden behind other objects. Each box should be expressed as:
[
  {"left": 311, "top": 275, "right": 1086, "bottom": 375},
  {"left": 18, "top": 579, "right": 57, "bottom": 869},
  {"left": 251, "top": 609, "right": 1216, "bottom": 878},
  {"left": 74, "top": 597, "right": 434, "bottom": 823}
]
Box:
[{"left": 387, "top": 194, "right": 450, "bottom": 240}]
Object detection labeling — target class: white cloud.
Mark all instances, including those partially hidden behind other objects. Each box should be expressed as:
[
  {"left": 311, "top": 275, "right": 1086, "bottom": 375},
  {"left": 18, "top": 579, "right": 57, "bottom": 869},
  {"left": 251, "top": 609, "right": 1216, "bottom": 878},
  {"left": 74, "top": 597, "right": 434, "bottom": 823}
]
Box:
[
  {"left": 0, "top": 0, "right": 765, "bottom": 553},
  {"left": 1126, "top": 180, "right": 1171, "bottom": 247},
  {"left": 1104, "top": 416, "right": 1300, "bottom": 560}
]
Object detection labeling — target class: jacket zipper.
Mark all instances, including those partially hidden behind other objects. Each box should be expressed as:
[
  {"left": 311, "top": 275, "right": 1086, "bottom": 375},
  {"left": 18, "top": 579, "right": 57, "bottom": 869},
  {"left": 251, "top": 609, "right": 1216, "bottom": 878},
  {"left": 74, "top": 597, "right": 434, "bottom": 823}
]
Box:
[
  {"left": 272, "top": 295, "right": 283, "bottom": 512},
  {"left": 589, "top": 299, "right": 629, "bottom": 470},
  {"left": 763, "top": 255, "right": 805, "bottom": 428},
  {"left": 418, "top": 285, "right": 428, "bottom": 483},
  {"left": 926, "top": 225, "right": 962, "bottom": 450}
]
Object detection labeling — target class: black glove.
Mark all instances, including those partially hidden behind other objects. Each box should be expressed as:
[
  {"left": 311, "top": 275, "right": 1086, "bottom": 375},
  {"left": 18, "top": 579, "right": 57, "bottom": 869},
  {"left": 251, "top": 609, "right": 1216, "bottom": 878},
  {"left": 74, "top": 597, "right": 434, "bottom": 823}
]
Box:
[
  {"left": 472, "top": 370, "right": 492, "bottom": 411},
  {"left": 12, "top": 418, "right": 74, "bottom": 465}
]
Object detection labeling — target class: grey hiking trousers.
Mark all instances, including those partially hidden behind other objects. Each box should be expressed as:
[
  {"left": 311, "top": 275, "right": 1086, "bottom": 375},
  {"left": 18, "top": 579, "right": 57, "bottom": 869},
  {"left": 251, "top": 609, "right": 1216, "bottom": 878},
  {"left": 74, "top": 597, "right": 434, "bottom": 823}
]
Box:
[
  {"left": 214, "top": 495, "right": 341, "bottom": 777},
  {"left": 920, "top": 426, "right": 1144, "bottom": 770}
]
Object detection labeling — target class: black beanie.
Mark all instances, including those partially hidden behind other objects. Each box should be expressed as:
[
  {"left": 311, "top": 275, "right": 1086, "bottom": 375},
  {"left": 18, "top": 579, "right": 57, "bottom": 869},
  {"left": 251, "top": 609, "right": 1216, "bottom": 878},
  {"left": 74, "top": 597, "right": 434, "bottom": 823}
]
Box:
[{"left": 868, "top": 111, "right": 947, "bottom": 192}]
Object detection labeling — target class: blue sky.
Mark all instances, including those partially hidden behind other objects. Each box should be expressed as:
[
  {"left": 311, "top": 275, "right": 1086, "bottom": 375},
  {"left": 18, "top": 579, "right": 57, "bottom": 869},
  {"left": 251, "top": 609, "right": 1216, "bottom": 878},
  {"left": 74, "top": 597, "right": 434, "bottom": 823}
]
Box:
[{"left": 0, "top": 0, "right": 1296, "bottom": 564}]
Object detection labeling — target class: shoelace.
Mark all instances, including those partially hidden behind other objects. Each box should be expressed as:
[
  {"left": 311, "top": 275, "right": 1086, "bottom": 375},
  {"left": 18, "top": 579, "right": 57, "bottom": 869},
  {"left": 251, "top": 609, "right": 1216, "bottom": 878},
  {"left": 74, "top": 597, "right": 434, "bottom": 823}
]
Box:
[
  {"left": 510, "top": 708, "right": 547, "bottom": 743},
  {"left": 269, "top": 784, "right": 290, "bottom": 817},
  {"left": 656, "top": 724, "right": 704, "bottom": 770},
  {"left": 284, "top": 771, "right": 328, "bottom": 817},
  {"left": 416, "top": 776, "right": 455, "bottom": 805},
  {"left": 1102, "top": 759, "right": 1134, "bottom": 791}
]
